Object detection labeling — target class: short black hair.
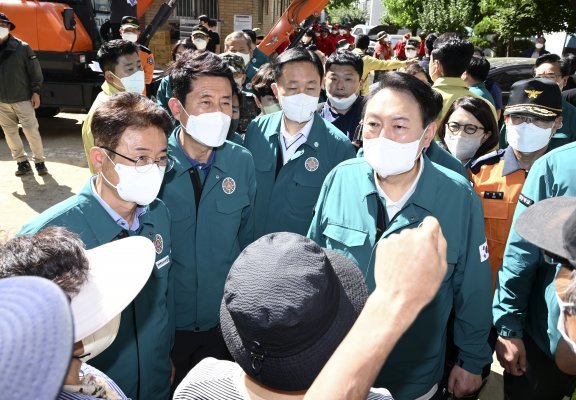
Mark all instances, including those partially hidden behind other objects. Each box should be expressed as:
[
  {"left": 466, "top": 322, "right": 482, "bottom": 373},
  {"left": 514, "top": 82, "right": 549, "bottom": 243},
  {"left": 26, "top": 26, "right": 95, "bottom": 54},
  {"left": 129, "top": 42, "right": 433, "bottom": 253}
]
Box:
[
  {"left": 425, "top": 33, "right": 438, "bottom": 55},
  {"left": 431, "top": 36, "right": 474, "bottom": 77},
  {"left": 0, "top": 227, "right": 89, "bottom": 297},
  {"left": 92, "top": 92, "right": 173, "bottom": 151},
  {"left": 437, "top": 95, "right": 499, "bottom": 159},
  {"left": 243, "top": 29, "right": 257, "bottom": 44},
  {"left": 252, "top": 63, "right": 275, "bottom": 100},
  {"left": 466, "top": 56, "right": 490, "bottom": 82},
  {"left": 535, "top": 53, "right": 561, "bottom": 69},
  {"left": 366, "top": 72, "right": 442, "bottom": 127},
  {"left": 207, "top": 19, "right": 217, "bottom": 28},
  {"left": 198, "top": 15, "right": 210, "bottom": 23},
  {"left": 562, "top": 53, "right": 576, "bottom": 76},
  {"left": 325, "top": 50, "right": 363, "bottom": 78},
  {"left": 97, "top": 39, "right": 139, "bottom": 73},
  {"left": 355, "top": 34, "right": 370, "bottom": 50},
  {"left": 170, "top": 50, "right": 235, "bottom": 106},
  {"left": 272, "top": 47, "right": 324, "bottom": 82},
  {"left": 171, "top": 38, "right": 196, "bottom": 61}
]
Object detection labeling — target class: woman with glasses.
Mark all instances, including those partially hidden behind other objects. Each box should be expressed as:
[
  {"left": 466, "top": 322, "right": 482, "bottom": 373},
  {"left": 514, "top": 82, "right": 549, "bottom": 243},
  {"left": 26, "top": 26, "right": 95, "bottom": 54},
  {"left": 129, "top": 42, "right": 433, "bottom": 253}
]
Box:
[{"left": 436, "top": 96, "right": 499, "bottom": 167}]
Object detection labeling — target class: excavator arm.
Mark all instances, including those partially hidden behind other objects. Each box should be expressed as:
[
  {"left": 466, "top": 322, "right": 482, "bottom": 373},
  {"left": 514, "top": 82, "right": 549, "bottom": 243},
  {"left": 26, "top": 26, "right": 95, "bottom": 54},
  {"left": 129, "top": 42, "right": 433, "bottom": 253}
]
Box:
[{"left": 257, "top": 0, "right": 329, "bottom": 56}]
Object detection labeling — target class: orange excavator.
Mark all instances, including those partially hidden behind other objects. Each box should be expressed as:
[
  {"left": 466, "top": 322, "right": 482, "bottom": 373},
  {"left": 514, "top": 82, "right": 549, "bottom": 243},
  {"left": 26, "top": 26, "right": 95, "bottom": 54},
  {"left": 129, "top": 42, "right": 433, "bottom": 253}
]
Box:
[
  {"left": 0, "top": 0, "right": 175, "bottom": 115},
  {"left": 257, "top": 0, "right": 329, "bottom": 56}
]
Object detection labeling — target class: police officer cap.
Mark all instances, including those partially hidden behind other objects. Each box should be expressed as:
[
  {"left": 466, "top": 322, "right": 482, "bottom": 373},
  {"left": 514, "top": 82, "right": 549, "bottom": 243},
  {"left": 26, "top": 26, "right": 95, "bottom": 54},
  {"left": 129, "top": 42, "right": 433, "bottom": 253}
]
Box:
[
  {"left": 191, "top": 24, "right": 210, "bottom": 36},
  {"left": 219, "top": 52, "right": 246, "bottom": 73},
  {"left": 0, "top": 12, "right": 16, "bottom": 30},
  {"left": 504, "top": 78, "right": 562, "bottom": 121},
  {"left": 120, "top": 16, "right": 139, "bottom": 29}
]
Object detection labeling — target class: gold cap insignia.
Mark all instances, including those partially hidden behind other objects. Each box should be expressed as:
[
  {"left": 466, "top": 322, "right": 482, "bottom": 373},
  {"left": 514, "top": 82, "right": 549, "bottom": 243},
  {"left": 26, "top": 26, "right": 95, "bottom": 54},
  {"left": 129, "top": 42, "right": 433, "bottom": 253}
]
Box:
[{"left": 525, "top": 90, "right": 543, "bottom": 99}]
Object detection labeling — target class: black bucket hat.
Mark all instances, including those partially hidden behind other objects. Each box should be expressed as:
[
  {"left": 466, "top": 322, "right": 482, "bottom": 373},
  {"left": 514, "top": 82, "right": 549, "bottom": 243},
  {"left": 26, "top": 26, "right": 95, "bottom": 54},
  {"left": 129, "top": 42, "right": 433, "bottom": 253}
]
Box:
[
  {"left": 0, "top": 12, "right": 16, "bottom": 30},
  {"left": 515, "top": 196, "right": 576, "bottom": 267},
  {"left": 504, "top": 78, "right": 562, "bottom": 121},
  {"left": 220, "top": 232, "right": 368, "bottom": 391}
]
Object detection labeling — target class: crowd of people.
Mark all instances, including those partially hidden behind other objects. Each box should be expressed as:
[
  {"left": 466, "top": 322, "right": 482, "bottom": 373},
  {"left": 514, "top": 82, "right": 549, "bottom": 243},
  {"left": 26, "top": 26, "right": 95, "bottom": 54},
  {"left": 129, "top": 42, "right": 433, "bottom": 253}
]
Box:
[{"left": 2, "top": 9, "right": 576, "bottom": 400}]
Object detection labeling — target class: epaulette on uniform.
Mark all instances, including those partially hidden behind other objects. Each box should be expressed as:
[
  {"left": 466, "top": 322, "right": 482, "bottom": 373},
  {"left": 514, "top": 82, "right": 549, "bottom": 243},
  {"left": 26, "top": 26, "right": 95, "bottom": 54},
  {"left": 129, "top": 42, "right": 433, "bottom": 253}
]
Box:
[
  {"left": 469, "top": 149, "right": 506, "bottom": 175},
  {"left": 137, "top": 44, "right": 152, "bottom": 54}
]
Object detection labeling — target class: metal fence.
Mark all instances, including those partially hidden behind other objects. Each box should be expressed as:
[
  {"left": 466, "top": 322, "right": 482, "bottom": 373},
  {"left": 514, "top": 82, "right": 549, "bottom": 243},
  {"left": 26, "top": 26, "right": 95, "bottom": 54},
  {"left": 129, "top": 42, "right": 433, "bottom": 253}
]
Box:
[{"left": 175, "top": 0, "right": 218, "bottom": 19}]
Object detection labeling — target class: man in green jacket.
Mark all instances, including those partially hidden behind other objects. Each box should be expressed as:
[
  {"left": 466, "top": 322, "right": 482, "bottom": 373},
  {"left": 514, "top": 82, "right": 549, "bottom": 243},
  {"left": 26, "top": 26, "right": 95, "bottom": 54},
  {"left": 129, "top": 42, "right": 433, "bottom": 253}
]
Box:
[
  {"left": 244, "top": 47, "right": 355, "bottom": 239},
  {"left": 308, "top": 72, "right": 492, "bottom": 400},
  {"left": 19, "top": 93, "right": 175, "bottom": 400},
  {"left": 161, "top": 51, "right": 256, "bottom": 388},
  {"left": 493, "top": 142, "right": 576, "bottom": 400}
]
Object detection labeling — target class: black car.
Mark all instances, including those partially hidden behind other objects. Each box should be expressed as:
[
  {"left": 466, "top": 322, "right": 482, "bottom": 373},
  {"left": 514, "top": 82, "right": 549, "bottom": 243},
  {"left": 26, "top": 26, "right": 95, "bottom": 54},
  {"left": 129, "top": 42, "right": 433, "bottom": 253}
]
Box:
[{"left": 487, "top": 57, "right": 535, "bottom": 107}]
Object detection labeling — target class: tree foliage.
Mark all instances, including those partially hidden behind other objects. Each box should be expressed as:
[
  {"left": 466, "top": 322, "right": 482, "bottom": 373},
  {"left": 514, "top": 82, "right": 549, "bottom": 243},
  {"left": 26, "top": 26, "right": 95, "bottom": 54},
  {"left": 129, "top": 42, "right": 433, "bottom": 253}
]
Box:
[
  {"left": 326, "top": 4, "right": 368, "bottom": 26},
  {"left": 381, "top": 0, "right": 423, "bottom": 31},
  {"left": 419, "top": 0, "right": 473, "bottom": 36}
]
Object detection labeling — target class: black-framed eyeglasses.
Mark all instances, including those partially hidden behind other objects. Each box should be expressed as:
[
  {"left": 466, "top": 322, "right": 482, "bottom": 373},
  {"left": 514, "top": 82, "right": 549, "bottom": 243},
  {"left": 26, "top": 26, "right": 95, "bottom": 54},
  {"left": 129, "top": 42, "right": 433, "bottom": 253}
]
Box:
[
  {"left": 102, "top": 147, "right": 174, "bottom": 173},
  {"left": 446, "top": 121, "right": 486, "bottom": 135},
  {"left": 534, "top": 73, "right": 560, "bottom": 80},
  {"left": 508, "top": 114, "right": 553, "bottom": 129}
]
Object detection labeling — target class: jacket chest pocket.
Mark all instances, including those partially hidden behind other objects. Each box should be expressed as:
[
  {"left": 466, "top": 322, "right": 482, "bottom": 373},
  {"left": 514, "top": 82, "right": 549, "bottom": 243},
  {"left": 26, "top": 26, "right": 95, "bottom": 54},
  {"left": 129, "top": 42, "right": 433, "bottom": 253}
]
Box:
[
  {"left": 287, "top": 168, "right": 325, "bottom": 209},
  {"left": 323, "top": 223, "right": 368, "bottom": 249},
  {"left": 481, "top": 197, "right": 512, "bottom": 244},
  {"left": 216, "top": 194, "right": 250, "bottom": 215}
]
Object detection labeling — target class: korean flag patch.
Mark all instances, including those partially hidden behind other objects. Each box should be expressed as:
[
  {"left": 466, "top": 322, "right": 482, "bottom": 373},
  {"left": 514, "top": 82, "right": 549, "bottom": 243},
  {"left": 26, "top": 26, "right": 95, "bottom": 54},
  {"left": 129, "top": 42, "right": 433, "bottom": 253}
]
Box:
[{"left": 479, "top": 241, "right": 489, "bottom": 263}]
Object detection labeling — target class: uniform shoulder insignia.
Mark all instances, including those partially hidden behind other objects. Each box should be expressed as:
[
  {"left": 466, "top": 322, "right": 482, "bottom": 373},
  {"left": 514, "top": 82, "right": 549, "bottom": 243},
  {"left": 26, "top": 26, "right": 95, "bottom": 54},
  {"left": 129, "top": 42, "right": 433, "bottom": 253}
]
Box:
[
  {"left": 469, "top": 149, "right": 505, "bottom": 175},
  {"left": 138, "top": 44, "right": 152, "bottom": 54}
]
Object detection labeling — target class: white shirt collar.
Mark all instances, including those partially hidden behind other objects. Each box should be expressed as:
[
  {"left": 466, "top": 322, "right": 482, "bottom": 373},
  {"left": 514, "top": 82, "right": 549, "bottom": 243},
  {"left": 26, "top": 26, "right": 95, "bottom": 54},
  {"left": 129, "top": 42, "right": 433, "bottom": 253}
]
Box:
[
  {"left": 279, "top": 115, "right": 314, "bottom": 164},
  {"left": 376, "top": 154, "right": 425, "bottom": 220}
]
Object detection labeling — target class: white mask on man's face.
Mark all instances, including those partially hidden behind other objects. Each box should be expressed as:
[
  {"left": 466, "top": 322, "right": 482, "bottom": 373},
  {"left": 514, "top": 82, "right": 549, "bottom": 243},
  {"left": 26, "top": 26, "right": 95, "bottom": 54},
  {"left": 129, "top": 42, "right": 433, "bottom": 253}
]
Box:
[
  {"left": 535, "top": 43, "right": 544, "bottom": 49},
  {"left": 121, "top": 32, "right": 138, "bottom": 43},
  {"left": 0, "top": 27, "right": 9, "bottom": 40}
]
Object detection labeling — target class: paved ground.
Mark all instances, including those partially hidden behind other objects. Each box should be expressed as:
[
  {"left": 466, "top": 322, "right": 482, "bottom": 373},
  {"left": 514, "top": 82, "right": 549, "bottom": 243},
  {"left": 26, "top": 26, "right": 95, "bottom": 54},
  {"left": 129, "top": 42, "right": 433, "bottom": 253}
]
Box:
[{"left": 0, "top": 111, "right": 505, "bottom": 399}]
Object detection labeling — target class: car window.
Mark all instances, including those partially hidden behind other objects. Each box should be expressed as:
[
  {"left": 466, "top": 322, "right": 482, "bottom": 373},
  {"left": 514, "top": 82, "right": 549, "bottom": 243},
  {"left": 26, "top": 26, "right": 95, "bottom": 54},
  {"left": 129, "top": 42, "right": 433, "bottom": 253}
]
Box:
[
  {"left": 489, "top": 65, "right": 533, "bottom": 92},
  {"left": 353, "top": 28, "right": 363, "bottom": 36}
]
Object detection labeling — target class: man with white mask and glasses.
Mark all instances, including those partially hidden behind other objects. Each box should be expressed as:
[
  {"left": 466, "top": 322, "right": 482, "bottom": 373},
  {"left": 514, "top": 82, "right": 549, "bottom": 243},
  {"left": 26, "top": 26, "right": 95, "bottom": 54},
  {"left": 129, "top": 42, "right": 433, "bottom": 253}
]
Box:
[
  {"left": 82, "top": 39, "right": 146, "bottom": 173},
  {"left": 0, "top": 227, "right": 156, "bottom": 399},
  {"left": 244, "top": 47, "right": 355, "bottom": 239},
  {"left": 20, "top": 93, "right": 175, "bottom": 400},
  {"left": 162, "top": 50, "right": 256, "bottom": 388},
  {"left": 470, "top": 78, "right": 563, "bottom": 288},
  {"left": 308, "top": 72, "right": 492, "bottom": 400}
]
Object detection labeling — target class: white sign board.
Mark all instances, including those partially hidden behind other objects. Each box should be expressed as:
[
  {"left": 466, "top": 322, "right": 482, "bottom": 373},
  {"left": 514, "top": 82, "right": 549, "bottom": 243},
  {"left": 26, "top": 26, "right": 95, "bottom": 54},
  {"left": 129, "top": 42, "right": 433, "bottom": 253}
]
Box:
[{"left": 234, "top": 15, "right": 252, "bottom": 32}]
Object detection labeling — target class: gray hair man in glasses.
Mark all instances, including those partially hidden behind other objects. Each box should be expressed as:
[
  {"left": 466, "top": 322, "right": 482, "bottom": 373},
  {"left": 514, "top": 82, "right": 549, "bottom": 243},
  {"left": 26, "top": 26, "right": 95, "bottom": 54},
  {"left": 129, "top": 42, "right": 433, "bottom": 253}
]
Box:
[{"left": 19, "top": 92, "right": 176, "bottom": 400}]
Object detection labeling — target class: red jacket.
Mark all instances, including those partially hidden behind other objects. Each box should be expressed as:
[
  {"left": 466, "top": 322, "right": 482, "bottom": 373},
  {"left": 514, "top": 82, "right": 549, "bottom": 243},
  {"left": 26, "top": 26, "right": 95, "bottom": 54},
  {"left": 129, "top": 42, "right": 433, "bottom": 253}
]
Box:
[{"left": 317, "top": 35, "right": 336, "bottom": 56}]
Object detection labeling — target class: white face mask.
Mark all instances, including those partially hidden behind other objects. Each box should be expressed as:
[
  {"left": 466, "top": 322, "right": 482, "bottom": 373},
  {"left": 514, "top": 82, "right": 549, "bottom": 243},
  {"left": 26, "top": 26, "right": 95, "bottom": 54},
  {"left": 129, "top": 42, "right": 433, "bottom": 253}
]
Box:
[
  {"left": 80, "top": 315, "right": 120, "bottom": 362},
  {"left": 339, "top": 29, "right": 345, "bottom": 35},
  {"left": 280, "top": 92, "right": 319, "bottom": 123},
  {"left": 444, "top": 132, "right": 483, "bottom": 162},
  {"left": 536, "top": 43, "right": 544, "bottom": 49},
  {"left": 193, "top": 38, "right": 207, "bottom": 50},
  {"left": 557, "top": 294, "right": 576, "bottom": 354},
  {"left": 233, "top": 51, "right": 251, "bottom": 67},
  {"left": 121, "top": 32, "right": 138, "bottom": 43},
  {"left": 180, "top": 102, "right": 231, "bottom": 147},
  {"left": 100, "top": 151, "right": 165, "bottom": 206},
  {"left": 363, "top": 129, "right": 426, "bottom": 178},
  {"left": 405, "top": 49, "right": 417, "bottom": 59},
  {"left": 506, "top": 122, "right": 552, "bottom": 152},
  {"left": 0, "top": 27, "right": 9, "bottom": 40},
  {"left": 262, "top": 102, "right": 282, "bottom": 115},
  {"left": 327, "top": 92, "right": 358, "bottom": 110},
  {"left": 118, "top": 70, "right": 145, "bottom": 94}
]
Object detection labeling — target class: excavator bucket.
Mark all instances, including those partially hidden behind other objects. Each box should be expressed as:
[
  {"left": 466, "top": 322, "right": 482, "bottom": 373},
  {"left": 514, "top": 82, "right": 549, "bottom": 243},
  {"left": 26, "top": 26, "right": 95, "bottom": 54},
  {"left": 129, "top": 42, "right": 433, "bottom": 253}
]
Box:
[{"left": 257, "top": 0, "right": 329, "bottom": 56}]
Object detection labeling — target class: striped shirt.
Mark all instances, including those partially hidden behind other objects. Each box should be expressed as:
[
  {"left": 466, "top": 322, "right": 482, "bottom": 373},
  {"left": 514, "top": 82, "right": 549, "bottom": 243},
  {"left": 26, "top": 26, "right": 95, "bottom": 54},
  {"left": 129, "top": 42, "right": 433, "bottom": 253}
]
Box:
[{"left": 174, "top": 358, "right": 394, "bottom": 400}]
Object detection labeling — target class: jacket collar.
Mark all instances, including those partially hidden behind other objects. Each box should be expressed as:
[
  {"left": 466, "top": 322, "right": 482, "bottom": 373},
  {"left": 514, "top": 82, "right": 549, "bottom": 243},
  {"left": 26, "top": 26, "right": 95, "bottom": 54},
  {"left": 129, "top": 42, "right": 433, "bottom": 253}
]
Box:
[
  {"left": 502, "top": 145, "right": 525, "bottom": 176},
  {"left": 432, "top": 77, "right": 469, "bottom": 89},
  {"left": 168, "top": 127, "right": 233, "bottom": 177}
]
